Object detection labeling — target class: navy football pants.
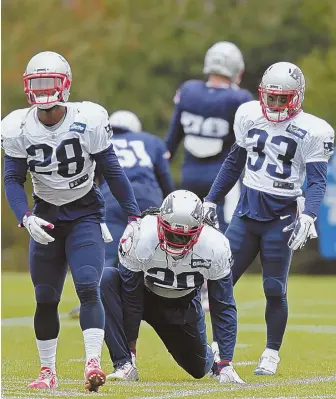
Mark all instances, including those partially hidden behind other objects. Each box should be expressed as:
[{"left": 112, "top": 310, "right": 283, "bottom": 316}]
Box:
[
  {"left": 101, "top": 267, "right": 214, "bottom": 379},
  {"left": 225, "top": 214, "right": 295, "bottom": 351},
  {"left": 29, "top": 220, "right": 105, "bottom": 338}
]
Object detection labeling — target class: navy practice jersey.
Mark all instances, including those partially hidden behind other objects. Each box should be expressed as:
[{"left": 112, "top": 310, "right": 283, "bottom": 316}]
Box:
[
  {"left": 99, "top": 130, "right": 174, "bottom": 211},
  {"left": 165, "top": 80, "right": 253, "bottom": 190}
]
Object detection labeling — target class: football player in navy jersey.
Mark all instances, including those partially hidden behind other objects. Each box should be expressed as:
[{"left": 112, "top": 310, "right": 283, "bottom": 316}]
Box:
[
  {"left": 2, "top": 51, "right": 141, "bottom": 392},
  {"left": 203, "top": 62, "right": 335, "bottom": 376},
  {"left": 165, "top": 41, "right": 253, "bottom": 233}
]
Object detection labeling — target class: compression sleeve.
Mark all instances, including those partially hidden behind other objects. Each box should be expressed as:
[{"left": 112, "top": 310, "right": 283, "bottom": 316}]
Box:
[
  {"left": 93, "top": 144, "right": 141, "bottom": 217},
  {"left": 205, "top": 143, "right": 247, "bottom": 203},
  {"left": 303, "top": 161, "right": 328, "bottom": 218},
  {"left": 4, "top": 155, "right": 30, "bottom": 222},
  {"left": 208, "top": 272, "right": 237, "bottom": 361},
  {"left": 119, "top": 263, "right": 145, "bottom": 343}
]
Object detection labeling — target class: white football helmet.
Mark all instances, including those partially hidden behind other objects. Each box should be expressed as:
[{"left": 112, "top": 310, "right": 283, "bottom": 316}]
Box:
[
  {"left": 203, "top": 42, "right": 245, "bottom": 84},
  {"left": 157, "top": 190, "right": 204, "bottom": 256},
  {"left": 109, "top": 110, "right": 142, "bottom": 132},
  {"left": 258, "top": 62, "right": 305, "bottom": 122},
  {"left": 23, "top": 51, "right": 72, "bottom": 110}
]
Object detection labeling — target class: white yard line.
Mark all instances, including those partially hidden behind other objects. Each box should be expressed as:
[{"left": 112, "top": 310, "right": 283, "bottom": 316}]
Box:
[
  {"left": 129, "top": 375, "right": 336, "bottom": 399},
  {"left": 2, "top": 316, "right": 336, "bottom": 334}
]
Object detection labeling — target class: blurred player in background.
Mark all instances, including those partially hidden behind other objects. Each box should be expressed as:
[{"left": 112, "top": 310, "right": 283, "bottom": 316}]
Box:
[
  {"left": 165, "top": 41, "right": 253, "bottom": 233},
  {"left": 69, "top": 110, "right": 174, "bottom": 318},
  {"left": 2, "top": 51, "right": 141, "bottom": 392},
  {"left": 100, "top": 190, "right": 245, "bottom": 384},
  {"left": 203, "top": 62, "right": 335, "bottom": 376}
]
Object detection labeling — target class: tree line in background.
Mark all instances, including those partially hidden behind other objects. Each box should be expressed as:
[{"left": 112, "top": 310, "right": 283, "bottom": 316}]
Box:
[{"left": 2, "top": 0, "right": 336, "bottom": 271}]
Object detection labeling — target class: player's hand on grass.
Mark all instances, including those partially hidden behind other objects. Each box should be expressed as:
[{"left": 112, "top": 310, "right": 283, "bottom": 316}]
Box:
[
  {"left": 21, "top": 213, "right": 55, "bottom": 245},
  {"left": 219, "top": 364, "right": 245, "bottom": 384}
]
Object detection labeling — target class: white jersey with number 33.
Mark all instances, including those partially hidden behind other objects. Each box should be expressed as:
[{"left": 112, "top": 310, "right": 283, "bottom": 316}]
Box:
[
  {"left": 1, "top": 101, "right": 112, "bottom": 206},
  {"left": 234, "top": 101, "right": 335, "bottom": 197}
]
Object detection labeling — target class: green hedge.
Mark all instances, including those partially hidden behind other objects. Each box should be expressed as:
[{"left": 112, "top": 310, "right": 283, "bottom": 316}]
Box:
[{"left": 2, "top": 0, "right": 336, "bottom": 271}]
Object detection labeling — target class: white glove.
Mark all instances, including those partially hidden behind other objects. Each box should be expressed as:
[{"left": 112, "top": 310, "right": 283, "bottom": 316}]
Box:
[
  {"left": 22, "top": 214, "right": 55, "bottom": 245},
  {"left": 219, "top": 365, "right": 245, "bottom": 384},
  {"left": 283, "top": 213, "right": 315, "bottom": 250},
  {"left": 203, "top": 201, "right": 219, "bottom": 228},
  {"left": 100, "top": 223, "right": 113, "bottom": 243}
]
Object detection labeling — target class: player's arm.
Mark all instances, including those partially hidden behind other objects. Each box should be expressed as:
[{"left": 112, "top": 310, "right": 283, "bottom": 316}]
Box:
[
  {"left": 3, "top": 154, "right": 30, "bottom": 222},
  {"left": 164, "top": 89, "right": 184, "bottom": 160},
  {"left": 205, "top": 143, "right": 247, "bottom": 204},
  {"left": 117, "top": 222, "right": 145, "bottom": 347},
  {"left": 287, "top": 128, "right": 335, "bottom": 250},
  {"left": 118, "top": 263, "right": 144, "bottom": 347},
  {"left": 92, "top": 145, "right": 140, "bottom": 217},
  {"left": 204, "top": 104, "right": 248, "bottom": 223},
  {"left": 207, "top": 271, "right": 237, "bottom": 367},
  {"left": 89, "top": 106, "right": 141, "bottom": 217},
  {"left": 3, "top": 141, "right": 54, "bottom": 245},
  {"left": 154, "top": 139, "right": 174, "bottom": 197}
]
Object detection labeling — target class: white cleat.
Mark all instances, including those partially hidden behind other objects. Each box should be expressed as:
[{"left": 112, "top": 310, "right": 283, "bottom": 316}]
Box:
[
  {"left": 106, "top": 361, "right": 139, "bottom": 381},
  {"left": 254, "top": 349, "right": 280, "bottom": 375},
  {"left": 219, "top": 365, "right": 246, "bottom": 384}
]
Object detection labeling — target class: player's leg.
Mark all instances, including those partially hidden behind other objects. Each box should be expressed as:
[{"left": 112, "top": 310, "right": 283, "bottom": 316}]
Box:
[
  {"left": 66, "top": 220, "right": 106, "bottom": 391},
  {"left": 28, "top": 231, "right": 67, "bottom": 389},
  {"left": 144, "top": 292, "right": 214, "bottom": 379},
  {"left": 100, "top": 266, "right": 137, "bottom": 380},
  {"left": 225, "top": 215, "right": 261, "bottom": 285},
  {"left": 255, "top": 214, "right": 295, "bottom": 375}
]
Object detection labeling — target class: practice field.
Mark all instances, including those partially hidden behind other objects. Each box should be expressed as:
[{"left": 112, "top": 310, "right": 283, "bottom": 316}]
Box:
[{"left": 1, "top": 272, "right": 336, "bottom": 399}]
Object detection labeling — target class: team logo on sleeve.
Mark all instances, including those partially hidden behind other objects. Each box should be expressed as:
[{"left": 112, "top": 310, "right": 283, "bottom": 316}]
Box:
[
  {"left": 70, "top": 122, "right": 86, "bottom": 134},
  {"left": 173, "top": 89, "right": 181, "bottom": 104},
  {"left": 105, "top": 123, "right": 113, "bottom": 139},
  {"left": 324, "top": 141, "right": 334, "bottom": 156}
]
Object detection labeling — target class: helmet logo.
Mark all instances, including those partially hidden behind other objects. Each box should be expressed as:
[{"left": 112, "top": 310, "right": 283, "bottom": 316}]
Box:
[
  {"left": 290, "top": 68, "right": 302, "bottom": 85},
  {"left": 161, "top": 195, "right": 174, "bottom": 215},
  {"left": 191, "top": 201, "right": 202, "bottom": 223}
]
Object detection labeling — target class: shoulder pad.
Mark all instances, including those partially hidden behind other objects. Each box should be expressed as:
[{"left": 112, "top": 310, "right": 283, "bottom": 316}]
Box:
[
  {"left": 75, "top": 101, "right": 109, "bottom": 128},
  {"left": 1, "top": 108, "right": 30, "bottom": 139}
]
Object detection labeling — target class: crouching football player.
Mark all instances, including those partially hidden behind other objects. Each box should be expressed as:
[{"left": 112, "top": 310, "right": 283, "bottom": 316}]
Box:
[{"left": 100, "top": 190, "right": 245, "bottom": 384}]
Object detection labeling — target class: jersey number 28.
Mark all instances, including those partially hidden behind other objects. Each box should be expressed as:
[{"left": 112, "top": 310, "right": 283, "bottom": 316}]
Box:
[{"left": 27, "top": 138, "right": 84, "bottom": 177}]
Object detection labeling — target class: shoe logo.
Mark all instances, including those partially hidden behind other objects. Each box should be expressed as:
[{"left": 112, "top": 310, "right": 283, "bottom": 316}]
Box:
[{"left": 280, "top": 215, "right": 291, "bottom": 220}]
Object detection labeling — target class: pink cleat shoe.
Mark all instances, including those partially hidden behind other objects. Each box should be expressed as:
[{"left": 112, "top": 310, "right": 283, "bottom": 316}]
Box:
[
  {"left": 28, "top": 367, "right": 58, "bottom": 389},
  {"left": 84, "top": 358, "right": 106, "bottom": 392}
]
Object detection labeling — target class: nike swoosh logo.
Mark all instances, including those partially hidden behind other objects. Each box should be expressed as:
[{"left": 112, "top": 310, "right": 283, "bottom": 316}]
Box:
[{"left": 280, "top": 215, "right": 291, "bottom": 220}]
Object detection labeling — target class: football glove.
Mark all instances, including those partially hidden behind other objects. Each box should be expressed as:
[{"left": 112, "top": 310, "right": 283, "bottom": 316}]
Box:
[
  {"left": 203, "top": 201, "right": 219, "bottom": 228},
  {"left": 283, "top": 213, "right": 315, "bottom": 250},
  {"left": 22, "top": 213, "right": 55, "bottom": 245},
  {"left": 218, "top": 364, "right": 245, "bottom": 384}
]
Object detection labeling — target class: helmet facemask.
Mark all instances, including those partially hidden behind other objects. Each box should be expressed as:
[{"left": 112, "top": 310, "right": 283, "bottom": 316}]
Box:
[
  {"left": 157, "top": 216, "right": 203, "bottom": 256},
  {"left": 24, "top": 72, "right": 71, "bottom": 110}
]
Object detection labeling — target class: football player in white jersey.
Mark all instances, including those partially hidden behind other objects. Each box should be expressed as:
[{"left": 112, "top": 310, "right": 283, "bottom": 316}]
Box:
[
  {"left": 100, "top": 190, "right": 245, "bottom": 384},
  {"left": 203, "top": 62, "right": 335, "bottom": 375},
  {"left": 2, "top": 51, "right": 141, "bottom": 391}
]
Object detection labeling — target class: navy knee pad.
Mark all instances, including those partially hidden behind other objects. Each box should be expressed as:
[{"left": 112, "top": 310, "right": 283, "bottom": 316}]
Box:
[
  {"left": 263, "top": 277, "right": 286, "bottom": 297},
  {"left": 35, "top": 284, "right": 61, "bottom": 303}
]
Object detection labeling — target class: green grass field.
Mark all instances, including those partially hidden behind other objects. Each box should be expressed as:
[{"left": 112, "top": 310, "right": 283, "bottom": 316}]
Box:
[{"left": 2, "top": 272, "right": 336, "bottom": 399}]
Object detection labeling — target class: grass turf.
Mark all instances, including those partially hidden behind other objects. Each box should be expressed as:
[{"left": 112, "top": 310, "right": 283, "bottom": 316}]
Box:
[{"left": 2, "top": 272, "right": 336, "bottom": 398}]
